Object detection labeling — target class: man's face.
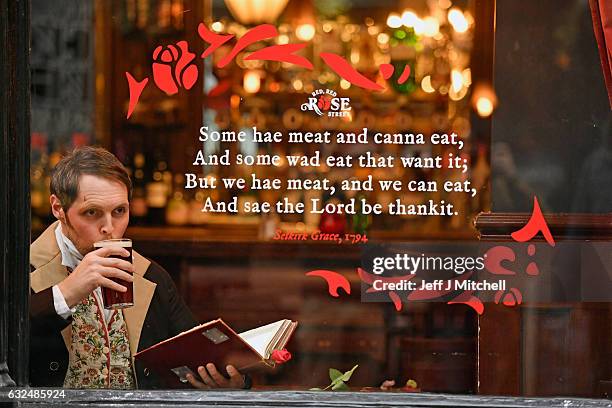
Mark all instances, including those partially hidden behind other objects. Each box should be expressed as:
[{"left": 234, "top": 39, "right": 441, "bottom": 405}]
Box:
[{"left": 52, "top": 174, "right": 130, "bottom": 255}]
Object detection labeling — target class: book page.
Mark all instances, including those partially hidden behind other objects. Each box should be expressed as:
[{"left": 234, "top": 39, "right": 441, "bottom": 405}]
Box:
[{"left": 238, "top": 320, "right": 286, "bottom": 358}]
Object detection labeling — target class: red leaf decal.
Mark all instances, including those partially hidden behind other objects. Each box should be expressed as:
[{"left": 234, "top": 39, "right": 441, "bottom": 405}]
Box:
[
  {"left": 448, "top": 290, "right": 484, "bottom": 315},
  {"left": 306, "top": 270, "right": 351, "bottom": 297},
  {"left": 198, "top": 23, "right": 234, "bottom": 58},
  {"left": 125, "top": 73, "right": 149, "bottom": 119},
  {"left": 484, "top": 246, "right": 517, "bottom": 275},
  {"left": 511, "top": 196, "right": 556, "bottom": 247},
  {"left": 246, "top": 43, "right": 314, "bottom": 70},
  {"left": 379, "top": 63, "right": 394, "bottom": 80},
  {"left": 397, "top": 65, "right": 411, "bottom": 84},
  {"left": 389, "top": 291, "right": 403, "bottom": 311},
  {"left": 218, "top": 24, "right": 279, "bottom": 68},
  {"left": 320, "top": 52, "right": 384, "bottom": 91}
]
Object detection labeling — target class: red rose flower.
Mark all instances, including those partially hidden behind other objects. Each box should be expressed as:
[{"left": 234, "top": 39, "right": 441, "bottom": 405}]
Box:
[
  {"left": 271, "top": 349, "right": 292, "bottom": 364},
  {"left": 83, "top": 344, "right": 91, "bottom": 352},
  {"left": 152, "top": 41, "right": 198, "bottom": 95},
  {"left": 78, "top": 330, "right": 87, "bottom": 339}
]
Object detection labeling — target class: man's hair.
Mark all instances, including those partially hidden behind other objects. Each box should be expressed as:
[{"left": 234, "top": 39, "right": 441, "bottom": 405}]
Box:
[{"left": 50, "top": 146, "right": 132, "bottom": 211}]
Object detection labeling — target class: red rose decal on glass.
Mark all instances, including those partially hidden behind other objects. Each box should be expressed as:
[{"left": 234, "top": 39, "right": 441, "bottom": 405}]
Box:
[
  {"left": 271, "top": 349, "right": 292, "bottom": 364},
  {"left": 317, "top": 94, "right": 332, "bottom": 111},
  {"left": 152, "top": 41, "right": 198, "bottom": 95}
]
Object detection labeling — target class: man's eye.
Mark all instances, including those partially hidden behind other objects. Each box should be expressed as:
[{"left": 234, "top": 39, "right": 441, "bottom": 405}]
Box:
[
  {"left": 85, "top": 209, "right": 97, "bottom": 216},
  {"left": 114, "top": 207, "right": 127, "bottom": 215}
]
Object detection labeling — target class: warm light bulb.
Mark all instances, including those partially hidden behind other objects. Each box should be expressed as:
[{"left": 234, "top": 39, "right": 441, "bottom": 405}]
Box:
[
  {"left": 451, "top": 69, "right": 463, "bottom": 93},
  {"left": 472, "top": 83, "right": 497, "bottom": 117},
  {"left": 292, "top": 79, "right": 303, "bottom": 91},
  {"left": 412, "top": 18, "right": 425, "bottom": 35},
  {"left": 377, "top": 32, "right": 390, "bottom": 44},
  {"left": 476, "top": 97, "right": 494, "bottom": 117},
  {"left": 243, "top": 70, "right": 261, "bottom": 94},
  {"left": 296, "top": 24, "right": 315, "bottom": 41},
  {"left": 448, "top": 8, "right": 468, "bottom": 33},
  {"left": 211, "top": 21, "right": 224, "bottom": 32},
  {"left": 422, "top": 17, "right": 440, "bottom": 37},
  {"left": 401, "top": 10, "right": 419, "bottom": 27},
  {"left": 387, "top": 13, "right": 402, "bottom": 28},
  {"left": 421, "top": 75, "right": 435, "bottom": 93},
  {"left": 340, "top": 79, "right": 351, "bottom": 89}
]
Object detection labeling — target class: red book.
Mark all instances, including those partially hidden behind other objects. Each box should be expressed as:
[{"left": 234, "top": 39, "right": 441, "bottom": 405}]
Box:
[{"left": 134, "top": 318, "right": 297, "bottom": 387}]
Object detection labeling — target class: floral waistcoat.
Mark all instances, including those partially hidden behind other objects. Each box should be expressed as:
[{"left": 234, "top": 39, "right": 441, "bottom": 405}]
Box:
[{"left": 64, "top": 293, "right": 135, "bottom": 389}]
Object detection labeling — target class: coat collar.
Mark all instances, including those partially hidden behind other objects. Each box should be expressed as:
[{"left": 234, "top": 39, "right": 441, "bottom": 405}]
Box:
[{"left": 30, "top": 221, "right": 157, "bottom": 359}]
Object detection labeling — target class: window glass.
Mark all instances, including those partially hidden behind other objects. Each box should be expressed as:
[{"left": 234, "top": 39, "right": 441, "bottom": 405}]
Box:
[{"left": 28, "top": 0, "right": 610, "bottom": 400}]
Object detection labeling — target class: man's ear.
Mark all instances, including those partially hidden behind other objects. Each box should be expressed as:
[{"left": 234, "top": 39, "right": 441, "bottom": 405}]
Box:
[{"left": 50, "top": 194, "right": 66, "bottom": 222}]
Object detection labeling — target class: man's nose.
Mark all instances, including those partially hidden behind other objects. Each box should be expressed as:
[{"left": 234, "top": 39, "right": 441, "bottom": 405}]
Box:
[{"left": 100, "top": 214, "right": 114, "bottom": 235}]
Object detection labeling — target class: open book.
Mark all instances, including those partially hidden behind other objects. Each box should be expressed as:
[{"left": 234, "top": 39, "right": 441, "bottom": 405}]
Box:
[{"left": 134, "top": 318, "right": 297, "bottom": 386}]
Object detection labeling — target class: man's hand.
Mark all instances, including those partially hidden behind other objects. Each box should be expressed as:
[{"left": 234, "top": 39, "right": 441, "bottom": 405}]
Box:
[
  {"left": 186, "top": 363, "right": 245, "bottom": 389},
  {"left": 57, "top": 246, "right": 134, "bottom": 307}
]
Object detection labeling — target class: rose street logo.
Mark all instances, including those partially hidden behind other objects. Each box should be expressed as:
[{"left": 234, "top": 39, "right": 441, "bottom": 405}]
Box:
[{"left": 300, "top": 89, "right": 352, "bottom": 117}]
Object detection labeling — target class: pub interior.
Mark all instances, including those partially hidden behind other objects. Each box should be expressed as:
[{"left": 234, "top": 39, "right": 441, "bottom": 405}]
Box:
[{"left": 26, "top": 0, "right": 611, "bottom": 400}]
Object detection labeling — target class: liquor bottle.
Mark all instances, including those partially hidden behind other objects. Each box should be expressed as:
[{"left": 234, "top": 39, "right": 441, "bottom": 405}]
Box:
[
  {"left": 145, "top": 155, "right": 169, "bottom": 225},
  {"left": 130, "top": 152, "right": 148, "bottom": 225},
  {"left": 157, "top": 0, "right": 171, "bottom": 29},
  {"left": 171, "top": 0, "right": 184, "bottom": 30},
  {"left": 189, "top": 190, "right": 209, "bottom": 225},
  {"left": 166, "top": 174, "right": 189, "bottom": 225}
]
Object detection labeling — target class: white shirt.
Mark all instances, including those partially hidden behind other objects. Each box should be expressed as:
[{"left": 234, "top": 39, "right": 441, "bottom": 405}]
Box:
[{"left": 52, "top": 224, "right": 113, "bottom": 322}]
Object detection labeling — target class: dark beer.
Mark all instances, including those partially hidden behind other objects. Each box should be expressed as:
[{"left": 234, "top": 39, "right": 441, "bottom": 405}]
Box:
[{"left": 94, "top": 238, "right": 134, "bottom": 309}]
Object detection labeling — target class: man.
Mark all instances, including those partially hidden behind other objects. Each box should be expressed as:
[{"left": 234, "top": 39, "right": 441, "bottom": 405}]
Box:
[{"left": 29, "top": 146, "right": 247, "bottom": 389}]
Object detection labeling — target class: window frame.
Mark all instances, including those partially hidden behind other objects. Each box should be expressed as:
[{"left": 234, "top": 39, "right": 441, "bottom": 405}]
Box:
[{"left": 1, "top": 0, "right": 610, "bottom": 406}]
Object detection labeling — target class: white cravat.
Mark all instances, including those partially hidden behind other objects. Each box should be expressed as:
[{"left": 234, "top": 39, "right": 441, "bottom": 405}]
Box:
[{"left": 52, "top": 224, "right": 113, "bottom": 322}]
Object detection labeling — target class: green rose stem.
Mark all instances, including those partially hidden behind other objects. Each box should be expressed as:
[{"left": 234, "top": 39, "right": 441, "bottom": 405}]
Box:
[{"left": 310, "top": 365, "right": 359, "bottom": 391}]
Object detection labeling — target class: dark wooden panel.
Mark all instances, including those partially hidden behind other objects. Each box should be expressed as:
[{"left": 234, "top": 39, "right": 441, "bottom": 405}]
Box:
[
  {"left": 476, "top": 211, "right": 612, "bottom": 397},
  {"left": 0, "top": 0, "right": 30, "bottom": 388},
  {"left": 478, "top": 304, "right": 521, "bottom": 395}
]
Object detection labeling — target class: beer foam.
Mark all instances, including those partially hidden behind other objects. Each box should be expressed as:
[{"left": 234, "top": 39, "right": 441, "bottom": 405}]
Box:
[{"left": 94, "top": 239, "right": 132, "bottom": 248}]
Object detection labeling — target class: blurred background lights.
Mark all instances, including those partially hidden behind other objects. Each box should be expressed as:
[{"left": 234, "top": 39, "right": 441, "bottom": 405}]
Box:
[
  {"left": 448, "top": 8, "right": 469, "bottom": 33},
  {"left": 476, "top": 97, "right": 493, "bottom": 116},
  {"left": 422, "top": 17, "right": 440, "bottom": 37},
  {"left": 421, "top": 75, "right": 435, "bottom": 93},
  {"left": 472, "top": 83, "right": 498, "bottom": 117},
  {"left": 243, "top": 70, "right": 261, "bottom": 94},
  {"left": 296, "top": 23, "right": 315, "bottom": 41},
  {"left": 386, "top": 13, "right": 402, "bottom": 28},
  {"left": 401, "top": 10, "right": 419, "bottom": 27},
  {"left": 211, "top": 21, "right": 224, "bottom": 32},
  {"left": 451, "top": 69, "right": 464, "bottom": 93}
]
